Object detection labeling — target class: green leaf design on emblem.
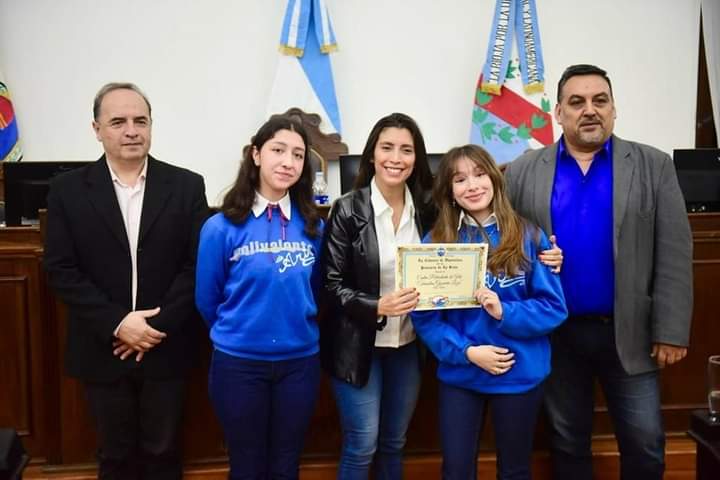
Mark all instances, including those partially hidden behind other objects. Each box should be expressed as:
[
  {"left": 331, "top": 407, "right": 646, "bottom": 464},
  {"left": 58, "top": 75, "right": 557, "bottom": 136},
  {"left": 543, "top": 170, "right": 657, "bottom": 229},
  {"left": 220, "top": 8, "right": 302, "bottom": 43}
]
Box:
[
  {"left": 472, "top": 108, "right": 489, "bottom": 124},
  {"left": 541, "top": 97, "right": 551, "bottom": 113},
  {"left": 530, "top": 113, "right": 547, "bottom": 129},
  {"left": 516, "top": 123, "right": 532, "bottom": 139},
  {"left": 498, "top": 126, "right": 514, "bottom": 144},
  {"left": 505, "top": 62, "right": 517, "bottom": 80},
  {"left": 476, "top": 90, "right": 492, "bottom": 106},
  {"left": 481, "top": 122, "right": 497, "bottom": 141}
]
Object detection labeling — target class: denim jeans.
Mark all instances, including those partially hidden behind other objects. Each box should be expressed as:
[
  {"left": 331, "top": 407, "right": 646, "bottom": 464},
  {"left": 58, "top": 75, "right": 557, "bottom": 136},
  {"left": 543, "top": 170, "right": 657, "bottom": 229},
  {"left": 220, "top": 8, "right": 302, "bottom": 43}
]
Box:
[
  {"left": 332, "top": 341, "right": 422, "bottom": 480},
  {"left": 439, "top": 381, "right": 544, "bottom": 480},
  {"left": 544, "top": 320, "right": 665, "bottom": 480},
  {"left": 208, "top": 349, "right": 321, "bottom": 480}
]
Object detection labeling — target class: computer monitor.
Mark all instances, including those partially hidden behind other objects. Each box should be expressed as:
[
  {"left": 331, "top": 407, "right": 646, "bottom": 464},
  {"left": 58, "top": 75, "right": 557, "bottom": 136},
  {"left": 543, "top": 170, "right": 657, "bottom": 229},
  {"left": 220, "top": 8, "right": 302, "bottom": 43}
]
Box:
[
  {"left": 2, "top": 161, "right": 91, "bottom": 226},
  {"left": 338, "top": 153, "right": 444, "bottom": 195},
  {"left": 673, "top": 149, "right": 720, "bottom": 213}
]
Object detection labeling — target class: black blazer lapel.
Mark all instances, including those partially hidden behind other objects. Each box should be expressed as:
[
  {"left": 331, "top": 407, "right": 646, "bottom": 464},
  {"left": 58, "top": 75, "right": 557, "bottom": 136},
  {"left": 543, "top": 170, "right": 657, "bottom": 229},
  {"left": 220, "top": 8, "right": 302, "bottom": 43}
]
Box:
[
  {"left": 352, "top": 187, "right": 381, "bottom": 296},
  {"left": 85, "top": 157, "right": 129, "bottom": 252},
  {"left": 139, "top": 157, "right": 171, "bottom": 245}
]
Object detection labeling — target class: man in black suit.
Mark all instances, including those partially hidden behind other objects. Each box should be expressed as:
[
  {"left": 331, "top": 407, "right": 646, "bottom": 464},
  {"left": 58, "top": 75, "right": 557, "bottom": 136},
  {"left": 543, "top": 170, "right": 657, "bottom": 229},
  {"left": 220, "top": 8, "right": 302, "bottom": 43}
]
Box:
[{"left": 44, "top": 83, "right": 208, "bottom": 479}]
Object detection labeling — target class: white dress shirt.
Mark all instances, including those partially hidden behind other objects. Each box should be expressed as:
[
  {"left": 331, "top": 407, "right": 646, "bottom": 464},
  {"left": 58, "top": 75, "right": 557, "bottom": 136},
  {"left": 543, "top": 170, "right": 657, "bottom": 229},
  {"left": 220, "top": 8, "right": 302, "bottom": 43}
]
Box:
[
  {"left": 109, "top": 158, "right": 147, "bottom": 336},
  {"left": 371, "top": 177, "right": 420, "bottom": 348}
]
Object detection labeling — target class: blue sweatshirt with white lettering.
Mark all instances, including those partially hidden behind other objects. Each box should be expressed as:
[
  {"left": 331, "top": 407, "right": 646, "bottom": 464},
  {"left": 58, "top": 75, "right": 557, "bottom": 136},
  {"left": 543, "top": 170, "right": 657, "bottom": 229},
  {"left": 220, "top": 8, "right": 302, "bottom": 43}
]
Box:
[
  {"left": 195, "top": 208, "right": 322, "bottom": 361},
  {"left": 410, "top": 222, "right": 567, "bottom": 393}
]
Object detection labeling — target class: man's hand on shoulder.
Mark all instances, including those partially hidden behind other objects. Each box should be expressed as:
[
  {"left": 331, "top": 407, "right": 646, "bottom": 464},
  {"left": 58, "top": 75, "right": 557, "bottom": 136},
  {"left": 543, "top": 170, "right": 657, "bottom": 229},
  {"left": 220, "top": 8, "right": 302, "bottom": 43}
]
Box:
[
  {"left": 539, "top": 235, "right": 563, "bottom": 273},
  {"left": 651, "top": 343, "right": 688, "bottom": 368},
  {"left": 115, "top": 307, "right": 166, "bottom": 357}
]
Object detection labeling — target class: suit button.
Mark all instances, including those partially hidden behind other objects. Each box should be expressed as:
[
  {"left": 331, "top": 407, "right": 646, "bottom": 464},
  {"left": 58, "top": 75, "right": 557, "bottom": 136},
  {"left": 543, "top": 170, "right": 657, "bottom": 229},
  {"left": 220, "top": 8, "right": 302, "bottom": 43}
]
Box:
[{"left": 137, "top": 247, "right": 143, "bottom": 253}]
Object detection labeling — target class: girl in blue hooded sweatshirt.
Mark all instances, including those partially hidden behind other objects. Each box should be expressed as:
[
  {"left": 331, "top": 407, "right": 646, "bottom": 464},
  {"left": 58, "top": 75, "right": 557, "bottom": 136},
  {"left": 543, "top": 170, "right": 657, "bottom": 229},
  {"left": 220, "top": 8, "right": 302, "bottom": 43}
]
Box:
[
  {"left": 411, "top": 144, "right": 567, "bottom": 480},
  {"left": 195, "top": 115, "right": 323, "bottom": 479}
]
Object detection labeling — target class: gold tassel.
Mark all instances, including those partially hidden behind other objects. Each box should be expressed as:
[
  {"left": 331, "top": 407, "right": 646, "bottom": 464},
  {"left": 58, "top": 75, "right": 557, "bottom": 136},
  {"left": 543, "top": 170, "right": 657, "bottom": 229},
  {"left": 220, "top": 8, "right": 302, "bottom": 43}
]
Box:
[
  {"left": 480, "top": 83, "right": 502, "bottom": 96},
  {"left": 278, "top": 45, "right": 304, "bottom": 57},
  {"left": 320, "top": 43, "right": 338, "bottom": 54},
  {"left": 523, "top": 82, "right": 545, "bottom": 95}
]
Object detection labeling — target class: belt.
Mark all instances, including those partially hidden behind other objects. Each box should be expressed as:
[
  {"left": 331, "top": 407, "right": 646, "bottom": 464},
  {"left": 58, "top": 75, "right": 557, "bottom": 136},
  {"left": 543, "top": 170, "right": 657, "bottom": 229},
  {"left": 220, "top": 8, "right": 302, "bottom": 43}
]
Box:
[{"left": 569, "top": 314, "right": 613, "bottom": 324}]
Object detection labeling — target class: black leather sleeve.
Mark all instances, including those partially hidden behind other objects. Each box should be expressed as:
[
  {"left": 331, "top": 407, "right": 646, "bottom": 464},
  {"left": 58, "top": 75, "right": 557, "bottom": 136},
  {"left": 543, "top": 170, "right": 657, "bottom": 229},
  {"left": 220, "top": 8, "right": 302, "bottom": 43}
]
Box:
[{"left": 322, "top": 197, "right": 379, "bottom": 325}]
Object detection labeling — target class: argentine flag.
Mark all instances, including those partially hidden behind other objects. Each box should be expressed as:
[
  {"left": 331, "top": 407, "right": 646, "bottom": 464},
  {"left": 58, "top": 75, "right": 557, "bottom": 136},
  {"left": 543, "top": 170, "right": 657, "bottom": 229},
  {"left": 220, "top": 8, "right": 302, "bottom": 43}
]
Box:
[{"left": 267, "top": 0, "right": 342, "bottom": 134}]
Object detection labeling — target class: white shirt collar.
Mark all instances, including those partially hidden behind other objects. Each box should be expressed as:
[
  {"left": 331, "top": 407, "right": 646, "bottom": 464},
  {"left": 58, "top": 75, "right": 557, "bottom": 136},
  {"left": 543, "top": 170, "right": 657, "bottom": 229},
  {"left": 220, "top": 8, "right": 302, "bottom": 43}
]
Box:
[
  {"left": 252, "top": 191, "right": 292, "bottom": 219},
  {"left": 458, "top": 210, "right": 498, "bottom": 231},
  {"left": 106, "top": 157, "right": 148, "bottom": 187},
  {"left": 370, "top": 177, "right": 415, "bottom": 219}
]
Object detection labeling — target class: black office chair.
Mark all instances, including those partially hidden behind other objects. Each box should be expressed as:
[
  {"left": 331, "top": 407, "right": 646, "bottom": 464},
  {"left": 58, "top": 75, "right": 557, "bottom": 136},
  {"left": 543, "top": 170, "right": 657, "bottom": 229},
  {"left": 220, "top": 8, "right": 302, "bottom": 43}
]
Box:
[{"left": 0, "top": 429, "right": 29, "bottom": 480}]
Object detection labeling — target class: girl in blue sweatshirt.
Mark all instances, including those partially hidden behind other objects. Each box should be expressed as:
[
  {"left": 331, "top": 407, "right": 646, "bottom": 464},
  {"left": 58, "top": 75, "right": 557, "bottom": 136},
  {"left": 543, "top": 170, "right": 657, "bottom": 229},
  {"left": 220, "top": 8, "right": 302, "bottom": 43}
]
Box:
[
  {"left": 195, "top": 115, "right": 323, "bottom": 479},
  {"left": 411, "top": 145, "right": 567, "bottom": 480}
]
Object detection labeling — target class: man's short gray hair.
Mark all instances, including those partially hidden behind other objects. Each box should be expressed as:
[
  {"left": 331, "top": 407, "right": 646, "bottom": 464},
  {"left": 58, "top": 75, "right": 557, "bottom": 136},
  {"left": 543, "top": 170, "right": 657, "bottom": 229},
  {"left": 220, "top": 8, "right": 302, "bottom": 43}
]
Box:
[{"left": 93, "top": 82, "right": 152, "bottom": 120}]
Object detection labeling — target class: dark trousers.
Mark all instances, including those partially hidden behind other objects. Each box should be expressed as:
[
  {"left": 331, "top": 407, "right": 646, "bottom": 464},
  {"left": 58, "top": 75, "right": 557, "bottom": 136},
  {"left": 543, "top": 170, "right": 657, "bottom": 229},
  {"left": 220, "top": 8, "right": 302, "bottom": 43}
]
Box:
[
  {"left": 84, "top": 373, "right": 186, "bottom": 480},
  {"left": 544, "top": 319, "right": 665, "bottom": 480},
  {"left": 439, "top": 381, "right": 544, "bottom": 480},
  {"left": 209, "top": 350, "right": 321, "bottom": 480}
]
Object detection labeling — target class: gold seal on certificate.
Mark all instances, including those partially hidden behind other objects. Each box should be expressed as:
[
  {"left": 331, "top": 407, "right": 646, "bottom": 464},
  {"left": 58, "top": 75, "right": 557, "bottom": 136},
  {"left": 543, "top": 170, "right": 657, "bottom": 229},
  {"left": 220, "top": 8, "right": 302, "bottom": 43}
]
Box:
[{"left": 396, "top": 243, "right": 489, "bottom": 311}]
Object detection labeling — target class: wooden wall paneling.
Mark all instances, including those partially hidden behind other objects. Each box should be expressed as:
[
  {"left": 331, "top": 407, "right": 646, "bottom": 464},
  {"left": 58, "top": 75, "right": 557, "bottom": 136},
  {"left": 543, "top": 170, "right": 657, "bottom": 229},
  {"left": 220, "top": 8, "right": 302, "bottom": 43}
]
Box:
[
  {"left": 39, "top": 276, "right": 62, "bottom": 464},
  {"left": 51, "top": 290, "right": 97, "bottom": 464},
  {"left": 0, "top": 244, "right": 51, "bottom": 463},
  {"left": 0, "top": 272, "right": 31, "bottom": 433},
  {"left": 180, "top": 338, "right": 225, "bottom": 461},
  {"left": 405, "top": 359, "right": 442, "bottom": 453}
]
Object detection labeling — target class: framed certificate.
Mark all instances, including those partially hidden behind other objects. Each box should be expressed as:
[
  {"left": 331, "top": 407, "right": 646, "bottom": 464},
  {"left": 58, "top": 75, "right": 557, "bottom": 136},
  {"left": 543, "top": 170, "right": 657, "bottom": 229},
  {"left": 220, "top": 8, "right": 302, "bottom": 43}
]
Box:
[{"left": 396, "top": 243, "right": 489, "bottom": 311}]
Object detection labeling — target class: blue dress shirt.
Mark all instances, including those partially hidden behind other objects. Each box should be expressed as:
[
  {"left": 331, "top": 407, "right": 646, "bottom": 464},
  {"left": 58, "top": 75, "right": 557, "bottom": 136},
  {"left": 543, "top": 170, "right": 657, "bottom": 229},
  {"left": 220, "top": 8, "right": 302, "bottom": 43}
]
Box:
[{"left": 551, "top": 137, "right": 614, "bottom": 316}]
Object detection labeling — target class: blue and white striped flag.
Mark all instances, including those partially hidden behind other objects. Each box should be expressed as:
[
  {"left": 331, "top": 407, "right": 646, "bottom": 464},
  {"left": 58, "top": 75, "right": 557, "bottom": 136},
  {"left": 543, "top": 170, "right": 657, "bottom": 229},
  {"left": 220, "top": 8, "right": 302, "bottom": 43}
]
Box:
[{"left": 268, "top": 0, "right": 342, "bottom": 133}]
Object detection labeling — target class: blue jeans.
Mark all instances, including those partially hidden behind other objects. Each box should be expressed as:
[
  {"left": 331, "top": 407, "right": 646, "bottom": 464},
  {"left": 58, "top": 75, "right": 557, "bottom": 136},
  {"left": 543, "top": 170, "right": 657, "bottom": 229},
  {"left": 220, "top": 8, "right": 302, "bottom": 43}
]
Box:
[
  {"left": 208, "top": 349, "right": 321, "bottom": 480},
  {"left": 439, "top": 382, "right": 544, "bottom": 480},
  {"left": 544, "top": 320, "right": 665, "bottom": 480},
  {"left": 332, "top": 341, "right": 422, "bottom": 480}
]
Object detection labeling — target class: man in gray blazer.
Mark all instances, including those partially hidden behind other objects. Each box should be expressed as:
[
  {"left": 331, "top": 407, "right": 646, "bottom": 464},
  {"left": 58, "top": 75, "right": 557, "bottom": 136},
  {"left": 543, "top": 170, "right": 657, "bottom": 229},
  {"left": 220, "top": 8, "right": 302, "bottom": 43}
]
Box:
[{"left": 505, "top": 64, "right": 693, "bottom": 480}]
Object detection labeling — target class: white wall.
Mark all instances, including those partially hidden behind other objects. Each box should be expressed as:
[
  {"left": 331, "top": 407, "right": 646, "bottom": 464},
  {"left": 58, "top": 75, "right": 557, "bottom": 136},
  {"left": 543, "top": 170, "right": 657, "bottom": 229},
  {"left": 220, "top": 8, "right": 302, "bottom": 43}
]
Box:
[{"left": 0, "top": 0, "right": 701, "bottom": 204}]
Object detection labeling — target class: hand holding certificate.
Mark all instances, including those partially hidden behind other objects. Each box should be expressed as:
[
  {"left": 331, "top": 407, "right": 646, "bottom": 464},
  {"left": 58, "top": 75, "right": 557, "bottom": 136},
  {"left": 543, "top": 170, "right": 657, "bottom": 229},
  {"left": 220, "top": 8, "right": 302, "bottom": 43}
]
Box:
[{"left": 396, "top": 243, "right": 489, "bottom": 310}]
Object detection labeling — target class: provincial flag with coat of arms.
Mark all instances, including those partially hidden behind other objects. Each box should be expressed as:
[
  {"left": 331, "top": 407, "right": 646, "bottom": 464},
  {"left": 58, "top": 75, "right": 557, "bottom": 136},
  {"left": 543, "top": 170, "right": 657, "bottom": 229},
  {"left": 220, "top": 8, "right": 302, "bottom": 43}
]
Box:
[
  {"left": 0, "top": 71, "right": 22, "bottom": 162},
  {"left": 470, "top": 0, "right": 552, "bottom": 165}
]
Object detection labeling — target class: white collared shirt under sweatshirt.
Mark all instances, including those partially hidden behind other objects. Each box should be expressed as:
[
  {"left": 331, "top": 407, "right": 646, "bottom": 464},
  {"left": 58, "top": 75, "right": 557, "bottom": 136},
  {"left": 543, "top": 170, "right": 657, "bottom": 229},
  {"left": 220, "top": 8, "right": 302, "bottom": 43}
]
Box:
[
  {"left": 371, "top": 177, "right": 420, "bottom": 348},
  {"left": 458, "top": 210, "right": 498, "bottom": 231},
  {"left": 251, "top": 190, "right": 292, "bottom": 220}
]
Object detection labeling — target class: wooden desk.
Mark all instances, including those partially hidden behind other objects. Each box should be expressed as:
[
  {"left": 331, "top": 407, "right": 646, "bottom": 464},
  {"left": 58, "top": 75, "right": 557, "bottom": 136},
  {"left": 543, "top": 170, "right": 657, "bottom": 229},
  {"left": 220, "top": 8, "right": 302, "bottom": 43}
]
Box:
[
  {"left": 688, "top": 409, "right": 720, "bottom": 480},
  {"left": 1, "top": 213, "right": 719, "bottom": 476}
]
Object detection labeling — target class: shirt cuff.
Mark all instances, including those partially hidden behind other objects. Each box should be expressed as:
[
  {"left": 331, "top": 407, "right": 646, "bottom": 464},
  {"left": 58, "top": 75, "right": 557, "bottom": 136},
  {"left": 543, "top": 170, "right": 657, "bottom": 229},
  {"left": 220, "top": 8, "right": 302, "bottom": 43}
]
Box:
[{"left": 113, "top": 317, "right": 127, "bottom": 338}]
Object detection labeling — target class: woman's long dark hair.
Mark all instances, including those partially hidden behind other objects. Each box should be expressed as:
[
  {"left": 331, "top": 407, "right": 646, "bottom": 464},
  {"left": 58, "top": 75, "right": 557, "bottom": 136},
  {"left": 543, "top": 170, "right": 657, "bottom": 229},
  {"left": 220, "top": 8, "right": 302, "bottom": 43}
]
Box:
[
  {"left": 221, "top": 115, "right": 321, "bottom": 238},
  {"left": 353, "top": 113, "right": 433, "bottom": 209},
  {"left": 430, "top": 144, "right": 531, "bottom": 276}
]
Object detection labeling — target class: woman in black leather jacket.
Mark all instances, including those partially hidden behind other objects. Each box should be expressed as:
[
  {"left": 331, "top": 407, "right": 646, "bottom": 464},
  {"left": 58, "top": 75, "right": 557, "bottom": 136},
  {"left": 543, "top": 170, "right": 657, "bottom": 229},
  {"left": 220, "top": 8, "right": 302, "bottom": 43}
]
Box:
[{"left": 320, "top": 113, "right": 436, "bottom": 479}]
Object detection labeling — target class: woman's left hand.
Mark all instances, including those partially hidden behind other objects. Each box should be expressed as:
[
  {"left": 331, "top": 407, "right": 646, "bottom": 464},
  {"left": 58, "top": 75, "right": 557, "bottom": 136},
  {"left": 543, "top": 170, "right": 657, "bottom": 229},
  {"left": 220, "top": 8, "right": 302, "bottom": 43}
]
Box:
[
  {"left": 474, "top": 287, "right": 502, "bottom": 320},
  {"left": 539, "top": 235, "right": 563, "bottom": 273}
]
